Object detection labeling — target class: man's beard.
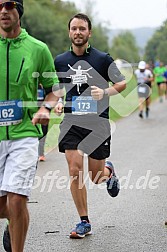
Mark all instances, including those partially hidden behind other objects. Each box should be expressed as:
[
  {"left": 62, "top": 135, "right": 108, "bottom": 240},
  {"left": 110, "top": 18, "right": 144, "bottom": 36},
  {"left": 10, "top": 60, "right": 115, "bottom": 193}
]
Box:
[
  {"left": 71, "top": 36, "right": 89, "bottom": 47},
  {"left": 0, "top": 17, "right": 19, "bottom": 33}
]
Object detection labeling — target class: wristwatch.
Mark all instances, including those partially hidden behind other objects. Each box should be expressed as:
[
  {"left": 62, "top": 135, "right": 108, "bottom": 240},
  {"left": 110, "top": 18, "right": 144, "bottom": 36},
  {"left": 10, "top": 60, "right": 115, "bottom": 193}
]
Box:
[
  {"left": 43, "top": 103, "right": 52, "bottom": 112},
  {"left": 103, "top": 89, "right": 109, "bottom": 96}
]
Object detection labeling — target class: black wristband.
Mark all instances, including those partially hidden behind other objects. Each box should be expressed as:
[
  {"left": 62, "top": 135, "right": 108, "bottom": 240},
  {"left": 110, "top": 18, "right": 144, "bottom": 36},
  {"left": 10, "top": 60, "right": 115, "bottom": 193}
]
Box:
[{"left": 43, "top": 103, "right": 52, "bottom": 112}]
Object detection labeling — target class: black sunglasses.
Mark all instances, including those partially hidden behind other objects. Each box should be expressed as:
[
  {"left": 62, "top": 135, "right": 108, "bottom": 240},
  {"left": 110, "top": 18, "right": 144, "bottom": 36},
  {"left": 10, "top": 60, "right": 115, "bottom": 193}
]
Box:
[{"left": 0, "top": 1, "right": 20, "bottom": 11}]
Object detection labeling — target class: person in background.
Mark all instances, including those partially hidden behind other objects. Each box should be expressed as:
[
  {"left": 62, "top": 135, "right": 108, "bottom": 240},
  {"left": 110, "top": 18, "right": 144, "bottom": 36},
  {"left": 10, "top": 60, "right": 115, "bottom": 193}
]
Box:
[
  {"left": 134, "top": 61, "right": 154, "bottom": 118},
  {"left": 37, "top": 84, "right": 49, "bottom": 162},
  {"left": 163, "top": 65, "right": 167, "bottom": 99},
  {"left": 54, "top": 13, "right": 126, "bottom": 238},
  {"left": 153, "top": 62, "right": 166, "bottom": 102},
  {"left": 0, "top": 1, "right": 59, "bottom": 251},
  {"left": 145, "top": 63, "right": 154, "bottom": 109}
]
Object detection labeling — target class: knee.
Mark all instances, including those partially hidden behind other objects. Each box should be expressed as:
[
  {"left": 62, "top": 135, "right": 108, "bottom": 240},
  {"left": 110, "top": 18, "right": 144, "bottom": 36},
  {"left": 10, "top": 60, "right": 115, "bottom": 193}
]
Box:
[
  {"left": 8, "top": 193, "right": 27, "bottom": 216},
  {"left": 69, "top": 165, "right": 83, "bottom": 179},
  {"left": 0, "top": 196, "right": 7, "bottom": 218}
]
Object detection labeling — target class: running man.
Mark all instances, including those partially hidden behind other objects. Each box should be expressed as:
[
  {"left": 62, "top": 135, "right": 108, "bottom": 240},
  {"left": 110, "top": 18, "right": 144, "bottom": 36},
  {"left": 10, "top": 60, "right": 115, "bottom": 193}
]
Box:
[
  {"left": 54, "top": 13, "right": 126, "bottom": 238},
  {"left": 134, "top": 61, "right": 153, "bottom": 118}
]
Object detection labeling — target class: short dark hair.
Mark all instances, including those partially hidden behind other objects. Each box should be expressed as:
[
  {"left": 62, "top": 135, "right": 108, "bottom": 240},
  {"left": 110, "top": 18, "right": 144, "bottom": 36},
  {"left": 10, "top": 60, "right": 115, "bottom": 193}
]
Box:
[{"left": 68, "top": 13, "right": 92, "bottom": 30}]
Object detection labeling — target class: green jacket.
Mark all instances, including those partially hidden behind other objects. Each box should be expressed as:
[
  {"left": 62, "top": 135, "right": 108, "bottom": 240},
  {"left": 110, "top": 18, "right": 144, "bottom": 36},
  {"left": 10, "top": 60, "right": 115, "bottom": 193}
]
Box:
[
  {"left": 153, "top": 66, "right": 166, "bottom": 83},
  {"left": 0, "top": 29, "right": 59, "bottom": 140}
]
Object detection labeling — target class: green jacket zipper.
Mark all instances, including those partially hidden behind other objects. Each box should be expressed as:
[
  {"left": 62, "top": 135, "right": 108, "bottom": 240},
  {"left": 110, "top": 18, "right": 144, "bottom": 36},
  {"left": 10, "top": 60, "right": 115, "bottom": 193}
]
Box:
[
  {"left": 6, "top": 42, "right": 10, "bottom": 140},
  {"left": 16, "top": 58, "right": 25, "bottom": 82}
]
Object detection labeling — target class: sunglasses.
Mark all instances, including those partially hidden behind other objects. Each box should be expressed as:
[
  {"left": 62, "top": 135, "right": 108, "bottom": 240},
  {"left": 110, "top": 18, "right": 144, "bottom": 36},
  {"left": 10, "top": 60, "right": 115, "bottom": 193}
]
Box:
[{"left": 0, "top": 1, "right": 20, "bottom": 11}]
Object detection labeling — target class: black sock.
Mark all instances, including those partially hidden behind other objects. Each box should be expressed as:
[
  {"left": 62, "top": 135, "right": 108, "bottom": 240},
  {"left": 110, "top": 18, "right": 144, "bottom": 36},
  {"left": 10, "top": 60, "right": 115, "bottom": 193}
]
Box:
[{"left": 80, "top": 216, "right": 89, "bottom": 223}]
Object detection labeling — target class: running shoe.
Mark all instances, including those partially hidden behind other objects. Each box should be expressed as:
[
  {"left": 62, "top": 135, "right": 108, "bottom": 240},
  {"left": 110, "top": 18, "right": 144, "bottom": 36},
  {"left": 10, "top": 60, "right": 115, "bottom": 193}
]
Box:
[
  {"left": 146, "top": 107, "right": 149, "bottom": 118},
  {"left": 105, "top": 161, "right": 120, "bottom": 197},
  {"left": 69, "top": 220, "right": 92, "bottom": 238},
  {"left": 3, "top": 223, "right": 11, "bottom": 252},
  {"left": 139, "top": 111, "right": 143, "bottom": 118},
  {"left": 159, "top": 97, "right": 163, "bottom": 103},
  {"left": 38, "top": 155, "right": 46, "bottom": 161}
]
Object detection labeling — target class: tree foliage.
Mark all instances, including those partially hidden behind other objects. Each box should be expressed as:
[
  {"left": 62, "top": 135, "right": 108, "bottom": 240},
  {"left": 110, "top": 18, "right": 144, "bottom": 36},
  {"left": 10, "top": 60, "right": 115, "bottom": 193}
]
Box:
[
  {"left": 22, "top": 0, "right": 79, "bottom": 57},
  {"left": 109, "top": 31, "right": 140, "bottom": 63},
  {"left": 144, "top": 20, "right": 167, "bottom": 64},
  {"left": 90, "top": 24, "right": 109, "bottom": 52},
  {"left": 21, "top": 0, "right": 110, "bottom": 57}
]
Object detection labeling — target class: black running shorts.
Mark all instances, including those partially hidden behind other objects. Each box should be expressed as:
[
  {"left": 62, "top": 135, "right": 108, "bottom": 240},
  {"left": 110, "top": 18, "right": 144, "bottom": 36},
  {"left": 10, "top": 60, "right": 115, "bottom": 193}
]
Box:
[{"left": 58, "top": 117, "right": 111, "bottom": 160}]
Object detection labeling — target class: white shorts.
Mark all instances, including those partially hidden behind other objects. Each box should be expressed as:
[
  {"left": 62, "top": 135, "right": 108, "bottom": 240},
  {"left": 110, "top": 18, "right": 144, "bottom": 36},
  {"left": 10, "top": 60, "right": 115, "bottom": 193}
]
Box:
[{"left": 0, "top": 137, "right": 39, "bottom": 197}]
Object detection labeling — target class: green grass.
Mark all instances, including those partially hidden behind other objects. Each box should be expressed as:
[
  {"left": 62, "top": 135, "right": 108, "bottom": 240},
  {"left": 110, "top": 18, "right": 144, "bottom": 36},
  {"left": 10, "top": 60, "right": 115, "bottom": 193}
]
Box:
[{"left": 44, "top": 77, "right": 159, "bottom": 153}]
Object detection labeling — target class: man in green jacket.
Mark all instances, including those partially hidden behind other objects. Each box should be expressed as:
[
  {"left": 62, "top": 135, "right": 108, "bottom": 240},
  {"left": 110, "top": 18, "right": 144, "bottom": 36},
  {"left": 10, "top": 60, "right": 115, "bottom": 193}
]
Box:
[
  {"left": 153, "top": 62, "right": 166, "bottom": 102},
  {"left": 0, "top": 1, "right": 60, "bottom": 251}
]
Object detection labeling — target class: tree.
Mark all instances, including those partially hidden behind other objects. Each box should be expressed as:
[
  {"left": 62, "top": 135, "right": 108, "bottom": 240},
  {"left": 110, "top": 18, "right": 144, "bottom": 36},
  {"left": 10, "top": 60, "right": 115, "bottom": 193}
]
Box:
[
  {"left": 90, "top": 24, "right": 109, "bottom": 52},
  {"left": 22, "top": 0, "right": 79, "bottom": 57},
  {"left": 109, "top": 31, "right": 140, "bottom": 63},
  {"left": 144, "top": 20, "right": 167, "bottom": 64},
  {"left": 156, "top": 41, "right": 167, "bottom": 63},
  {"left": 21, "top": 0, "right": 110, "bottom": 56}
]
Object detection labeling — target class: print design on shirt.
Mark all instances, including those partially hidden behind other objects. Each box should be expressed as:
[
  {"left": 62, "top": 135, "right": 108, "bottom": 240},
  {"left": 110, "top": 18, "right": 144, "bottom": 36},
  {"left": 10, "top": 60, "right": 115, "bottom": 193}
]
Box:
[{"left": 67, "top": 64, "right": 92, "bottom": 94}]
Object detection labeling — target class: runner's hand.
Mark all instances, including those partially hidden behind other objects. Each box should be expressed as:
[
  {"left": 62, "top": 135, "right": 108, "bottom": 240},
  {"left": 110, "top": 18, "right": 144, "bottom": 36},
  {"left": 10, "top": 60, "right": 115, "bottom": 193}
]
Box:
[
  {"left": 32, "top": 107, "right": 50, "bottom": 126},
  {"left": 54, "top": 103, "right": 64, "bottom": 116},
  {"left": 91, "top": 86, "right": 104, "bottom": 100}
]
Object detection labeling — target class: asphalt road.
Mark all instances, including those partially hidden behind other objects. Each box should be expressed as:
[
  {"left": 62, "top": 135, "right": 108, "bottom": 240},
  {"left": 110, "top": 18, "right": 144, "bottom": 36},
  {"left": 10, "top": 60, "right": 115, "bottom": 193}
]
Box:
[{"left": 0, "top": 99, "right": 167, "bottom": 252}]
